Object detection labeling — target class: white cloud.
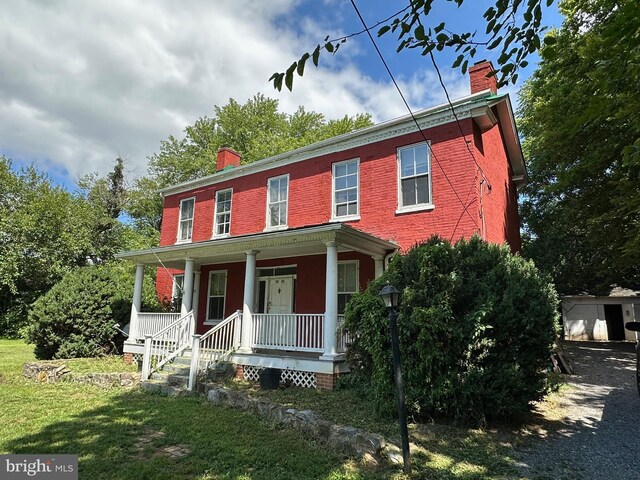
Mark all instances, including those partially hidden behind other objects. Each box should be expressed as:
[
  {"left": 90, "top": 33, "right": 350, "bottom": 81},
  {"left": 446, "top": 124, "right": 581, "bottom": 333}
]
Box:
[{"left": 0, "top": 0, "right": 473, "bottom": 182}]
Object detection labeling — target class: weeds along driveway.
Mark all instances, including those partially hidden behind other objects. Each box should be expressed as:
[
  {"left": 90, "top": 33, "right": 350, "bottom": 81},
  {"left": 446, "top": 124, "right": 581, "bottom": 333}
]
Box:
[{"left": 516, "top": 341, "right": 640, "bottom": 480}]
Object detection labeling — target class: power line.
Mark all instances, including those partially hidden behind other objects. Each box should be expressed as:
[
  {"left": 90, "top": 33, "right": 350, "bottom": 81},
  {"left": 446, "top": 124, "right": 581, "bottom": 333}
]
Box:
[{"left": 348, "top": 0, "right": 480, "bottom": 237}]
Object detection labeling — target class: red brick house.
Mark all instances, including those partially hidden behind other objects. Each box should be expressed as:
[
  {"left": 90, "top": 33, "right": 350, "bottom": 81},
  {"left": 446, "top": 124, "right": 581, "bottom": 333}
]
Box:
[{"left": 117, "top": 62, "right": 525, "bottom": 390}]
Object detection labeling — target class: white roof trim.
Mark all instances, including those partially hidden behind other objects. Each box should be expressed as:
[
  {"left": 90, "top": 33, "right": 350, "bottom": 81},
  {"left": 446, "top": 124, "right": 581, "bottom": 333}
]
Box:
[{"left": 159, "top": 90, "right": 518, "bottom": 197}]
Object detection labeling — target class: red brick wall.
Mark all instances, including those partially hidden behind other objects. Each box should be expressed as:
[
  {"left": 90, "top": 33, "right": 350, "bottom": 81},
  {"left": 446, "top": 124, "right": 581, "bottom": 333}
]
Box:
[
  {"left": 474, "top": 114, "right": 522, "bottom": 252},
  {"left": 159, "top": 124, "right": 482, "bottom": 252}
]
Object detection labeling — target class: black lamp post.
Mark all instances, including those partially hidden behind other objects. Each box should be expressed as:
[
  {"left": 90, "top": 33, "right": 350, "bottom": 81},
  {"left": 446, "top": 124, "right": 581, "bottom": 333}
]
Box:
[{"left": 379, "top": 283, "right": 411, "bottom": 474}]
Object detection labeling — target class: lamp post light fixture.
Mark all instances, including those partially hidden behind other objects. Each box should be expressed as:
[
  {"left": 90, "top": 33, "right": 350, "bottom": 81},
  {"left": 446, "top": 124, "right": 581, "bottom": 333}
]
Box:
[{"left": 379, "top": 283, "right": 411, "bottom": 474}]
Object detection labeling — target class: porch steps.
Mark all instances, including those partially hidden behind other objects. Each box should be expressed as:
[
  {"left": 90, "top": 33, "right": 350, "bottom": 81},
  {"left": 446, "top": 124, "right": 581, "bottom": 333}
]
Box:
[{"left": 140, "top": 355, "right": 194, "bottom": 397}]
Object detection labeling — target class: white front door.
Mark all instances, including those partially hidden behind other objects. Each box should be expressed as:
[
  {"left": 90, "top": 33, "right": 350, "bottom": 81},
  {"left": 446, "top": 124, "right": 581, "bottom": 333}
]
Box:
[{"left": 267, "top": 277, "right": 293, "bottom": 314}]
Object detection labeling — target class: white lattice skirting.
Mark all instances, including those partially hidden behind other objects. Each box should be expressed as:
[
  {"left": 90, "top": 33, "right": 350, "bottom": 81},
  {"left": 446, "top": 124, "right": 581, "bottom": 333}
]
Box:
[{"left": 242, "top": 366, "right": 317, "bottom": 389}]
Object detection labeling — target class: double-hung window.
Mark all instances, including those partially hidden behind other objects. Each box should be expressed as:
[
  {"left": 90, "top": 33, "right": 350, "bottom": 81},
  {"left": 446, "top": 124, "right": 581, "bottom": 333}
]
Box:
[
  {"left": 206, "top": 271, "right": 227, "bottom": 322},
  {"left": 266, "top": 174, "right": 289, "bottom": 229},
  {"left": 172, "top": 274, "right": 184, "bottom": 311},
  {"left": 177, "top": 197, "right": 195, "bottom": 243},
  {"left": 332, "top": 159, "right": 359, "bottom": 220},
  {"left": 398, "top": 143, "right": 432, "bottom": 211},
  {"left": 337, "top": 261, "right": 358, "bottom": 314},
  {"left": 213, "top": 188, "right": 232, "bottom": 237}
]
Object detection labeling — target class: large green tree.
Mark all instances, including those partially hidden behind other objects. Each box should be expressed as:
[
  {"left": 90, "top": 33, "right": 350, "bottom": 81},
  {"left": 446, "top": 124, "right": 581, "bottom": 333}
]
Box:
[
  {"left": 519, "top": 0, "right": 639, "bottom": 294},
  {"left": 127, "top": 94, "right": 372, "bottom": 230},
  {"left": 0, "top": 157, "right": 94, "bottom": 336}
]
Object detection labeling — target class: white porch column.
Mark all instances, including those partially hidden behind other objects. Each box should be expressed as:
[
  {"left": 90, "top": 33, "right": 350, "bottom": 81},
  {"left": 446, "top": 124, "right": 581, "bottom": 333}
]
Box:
[
  {"left": 181, "top": 258, "right": 195, "bottom": 316},
  {"left": 129, "top": 264, "right": 145, "bottom": 341},
  {"left": 239, "top": 250, "right": 258, "bottom": 353},
  {"left": 321, "top": 241, "right": 338, "bottom": 359},
  {"left": 373, "top": 255, "right": 384, "bottom": 279},
  {"left": 192, "top": 270, "right": 201, "bottom": 324}
]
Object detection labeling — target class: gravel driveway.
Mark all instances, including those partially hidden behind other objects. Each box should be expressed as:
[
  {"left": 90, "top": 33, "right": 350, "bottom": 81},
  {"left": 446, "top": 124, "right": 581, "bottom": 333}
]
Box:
[{"left": 515, "top": 341, "right": 640, "bottom": 480}]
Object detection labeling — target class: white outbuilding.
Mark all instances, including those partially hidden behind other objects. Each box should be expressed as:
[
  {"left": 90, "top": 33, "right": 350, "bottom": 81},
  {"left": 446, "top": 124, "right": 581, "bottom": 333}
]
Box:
[{"left": 562, "top": 288, "right": 640, "bottom": 342}]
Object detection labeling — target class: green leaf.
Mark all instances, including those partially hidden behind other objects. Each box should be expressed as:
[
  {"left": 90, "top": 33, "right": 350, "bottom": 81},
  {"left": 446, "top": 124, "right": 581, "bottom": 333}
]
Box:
[
  {"left": 543, "top": 35, "right": 557, "bottom": 45},
  {"left": 488, "top": 36, "right": 503, "bottom": 50},
  {"left": 285, "top": 62, "right": 297, "bottom": 91},
  {"left": 297, "top": 53, "right": 310, "bottom": 77},
  {"left": 414, "top": 24, "right": 426, "bottom": 40},
  {"left": 325, "top": 42, "right": 334, "bottom": 53},
  {"left": 452, "top": 54, "right": 464, "bottom": 68},
  {"left": 378, "top": 25, "right": 391, "bottom": 36},
  {"left": 312, "top": 45, "right": 321, "bottom": 67}
]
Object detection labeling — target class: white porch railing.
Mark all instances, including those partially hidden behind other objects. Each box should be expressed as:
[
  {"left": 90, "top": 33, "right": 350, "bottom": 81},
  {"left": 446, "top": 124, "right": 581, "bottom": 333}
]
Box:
[
  {"left": 188, "top": 311, "right": 242, "bottom": 390},
  {"left": 141, "top": 311, "right": 194, "bottom": 380},
  {"left": 251, "top": 313, "right": 324, "bottom": 353},
  {"left": 137, "top": 313, "right": 181, "bottom": 339}
]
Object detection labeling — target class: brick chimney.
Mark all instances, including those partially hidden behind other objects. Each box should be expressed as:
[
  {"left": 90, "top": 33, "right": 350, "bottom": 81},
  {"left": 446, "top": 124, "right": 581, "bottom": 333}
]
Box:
[
  {"left": 216, "top": 147, "right": 241, "bottom": 171},
  {"left": 469, "top": 61, "right": 498, "bottom": 95}
]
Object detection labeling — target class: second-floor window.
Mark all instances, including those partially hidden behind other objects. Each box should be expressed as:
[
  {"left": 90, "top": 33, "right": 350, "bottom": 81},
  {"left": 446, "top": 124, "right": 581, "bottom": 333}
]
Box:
[
  {"left": 267, "top": 174, "right": 289, "bottom": 229},
  {"left": 333, "top": 159, "right": 359, "bottom": 219},
  {"left": 177, "top": 197, "right": 195, "bottom": 243},
  {"left": 213, "top": 188, "right": 232, "bottom": 237},
  {"left": 398, "top": 143, "right": 431, "bottom": 210}
]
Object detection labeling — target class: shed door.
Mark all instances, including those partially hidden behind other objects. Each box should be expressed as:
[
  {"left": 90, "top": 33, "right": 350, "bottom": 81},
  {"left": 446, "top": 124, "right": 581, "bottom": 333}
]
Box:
[{"left": 604, "top": 304, "right": 625, "bottom": 341}]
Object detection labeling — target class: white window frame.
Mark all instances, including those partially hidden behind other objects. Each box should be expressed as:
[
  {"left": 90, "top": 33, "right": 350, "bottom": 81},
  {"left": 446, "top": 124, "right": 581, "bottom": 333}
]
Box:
[
  {"left": 204, "top": 270, "right": 227, "bottom": 325},
  {"left": 212, "top": 188, "right": 233, "bottom": 238},
  {"left": 265, "top": 174, "right": 289, "bottom": 231},
  {"left": 337, "top": 260, "right": 359, "bottom": 315},
  {"left": 172, "top": 274, "right": 185, "bottom": 309},
  {"left": 331, "top": 158, "right": 360, "bottom": 221},
  {"left": 396, "top": 142, "right": 434, "bottom": 214},
  {"left": 176, "top": 197, "right": 196, "bottom": 243}
]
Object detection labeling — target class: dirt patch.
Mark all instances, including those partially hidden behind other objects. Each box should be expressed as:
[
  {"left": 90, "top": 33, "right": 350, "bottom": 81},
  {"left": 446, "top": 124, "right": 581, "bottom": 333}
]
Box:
[{"left": 134, "top": 429, "right": 191, "bottom": 459}]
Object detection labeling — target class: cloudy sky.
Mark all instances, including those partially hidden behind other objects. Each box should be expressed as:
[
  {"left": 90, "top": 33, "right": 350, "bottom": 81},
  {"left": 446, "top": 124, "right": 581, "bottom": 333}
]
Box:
[{"left": 1, "top": 0, "right": 563, "bottom": 188}]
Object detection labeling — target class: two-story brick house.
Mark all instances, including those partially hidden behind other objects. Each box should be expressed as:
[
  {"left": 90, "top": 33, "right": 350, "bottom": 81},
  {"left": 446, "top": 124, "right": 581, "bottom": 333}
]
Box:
[{"left": 117, "top": 62, "right": 526, "bottom": 390}]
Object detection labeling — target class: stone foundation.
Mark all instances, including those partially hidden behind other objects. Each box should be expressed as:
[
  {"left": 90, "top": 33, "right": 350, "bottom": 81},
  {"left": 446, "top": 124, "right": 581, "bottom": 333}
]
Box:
[
  {"left": 234, "top": 364, "right": 244, "bottom": 380},
  {"left": 123, "top": 352, "right": 135, "bottom": 365},
  {"left": 23, "top": 362, "right": 139, "bottom": 388}
]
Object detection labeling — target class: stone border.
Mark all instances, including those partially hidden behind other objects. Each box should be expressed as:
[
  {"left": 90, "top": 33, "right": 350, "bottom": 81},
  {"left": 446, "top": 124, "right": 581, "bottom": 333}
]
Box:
[
  {"left": 23, "top": 362, "right": 139, "bottom": 388},
  {"left": 203, "top": 384, "right": 403, "bottom": 465}
]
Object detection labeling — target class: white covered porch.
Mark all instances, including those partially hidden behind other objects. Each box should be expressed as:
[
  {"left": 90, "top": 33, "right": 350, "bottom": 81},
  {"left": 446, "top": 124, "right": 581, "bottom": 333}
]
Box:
[{"left": 116, "top": 223, "right": 396, "bottom": 378}]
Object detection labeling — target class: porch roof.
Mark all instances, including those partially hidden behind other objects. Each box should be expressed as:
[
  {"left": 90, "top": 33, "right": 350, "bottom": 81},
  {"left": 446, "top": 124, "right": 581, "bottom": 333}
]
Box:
[{"left": 115, "top": 223, "right": 398, "bottom": 268}]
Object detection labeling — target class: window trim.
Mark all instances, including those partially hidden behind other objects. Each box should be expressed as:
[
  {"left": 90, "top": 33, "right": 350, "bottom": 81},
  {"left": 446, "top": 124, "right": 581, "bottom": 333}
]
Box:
[
  {"left": 176, "top": 196, "right": 196, "bottom": 244},
  {"left": 396, "top": 142, "right": 433, "bottom": 214},
  {"left": 212, "top": 188, "right": 233, "bottom": 238},
  {"left": 264, "top": 174, "right": 290, "bottom": 231},
  {"left": 337, "top": 260, "right": 359, "bottom": 314},
  {"left": 331, "top": 158, "right": 360, "bottom": 222},
  {"left": 204, "top": 270, "right": 227, "bottom": 325},
  {"left": 172, "top": 274, "right": 185, "bottom": 308}
]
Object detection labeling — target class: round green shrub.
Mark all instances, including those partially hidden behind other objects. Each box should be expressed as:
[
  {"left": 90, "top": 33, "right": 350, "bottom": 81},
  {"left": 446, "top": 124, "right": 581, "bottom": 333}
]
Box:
[
  {"left": 26, "top": 263, "right": 161, "bottom": 359},
  {"left": 342, "top": 235, "right": 559, "bottom": 424}
]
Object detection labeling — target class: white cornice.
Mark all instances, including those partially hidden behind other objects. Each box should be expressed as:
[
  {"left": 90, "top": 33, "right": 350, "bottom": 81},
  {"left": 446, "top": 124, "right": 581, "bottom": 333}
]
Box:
[{"left": 160, "top": 90, "right": 504, "bottom": 197}]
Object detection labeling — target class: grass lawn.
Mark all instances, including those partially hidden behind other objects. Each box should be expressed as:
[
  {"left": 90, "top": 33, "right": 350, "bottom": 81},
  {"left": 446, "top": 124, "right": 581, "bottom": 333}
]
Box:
[
  {"left": 0, "top": 339, "right": 395, "bottom": 479},
  {"left": 0, "top": 339, "right": 566, "bottom": 479}
]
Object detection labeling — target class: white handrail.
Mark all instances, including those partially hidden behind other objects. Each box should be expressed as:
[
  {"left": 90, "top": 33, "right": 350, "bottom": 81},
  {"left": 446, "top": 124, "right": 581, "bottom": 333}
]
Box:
[
  {"left": 188, "top": 311, "right": 242, "bottom": 390},
  {"left": 141, "top": 311, "right": 194, "bottom": 380}
]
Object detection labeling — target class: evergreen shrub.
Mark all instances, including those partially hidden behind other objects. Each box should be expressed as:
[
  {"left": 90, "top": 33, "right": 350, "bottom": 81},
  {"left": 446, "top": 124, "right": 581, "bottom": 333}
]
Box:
[
  {"left": 26, "top": 264, "right": 161, "bottom": 359},
  {"left": 342, "top": 235, "right": 559, "bottom": 423}
]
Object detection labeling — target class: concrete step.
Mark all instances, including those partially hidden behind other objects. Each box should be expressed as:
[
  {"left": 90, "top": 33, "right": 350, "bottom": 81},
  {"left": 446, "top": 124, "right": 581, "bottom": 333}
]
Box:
[
  {"left": 162, "top": 363, "right": 191, "bottom": 375},
  {"left": 172, "top": 356, "right": 192, "bottom": 366},
  {"left": 150, "top": 372, "right": 189, "bottom": 386},
  {"left": 141, "top": 380, "right": 193, "bottom": 397}
]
